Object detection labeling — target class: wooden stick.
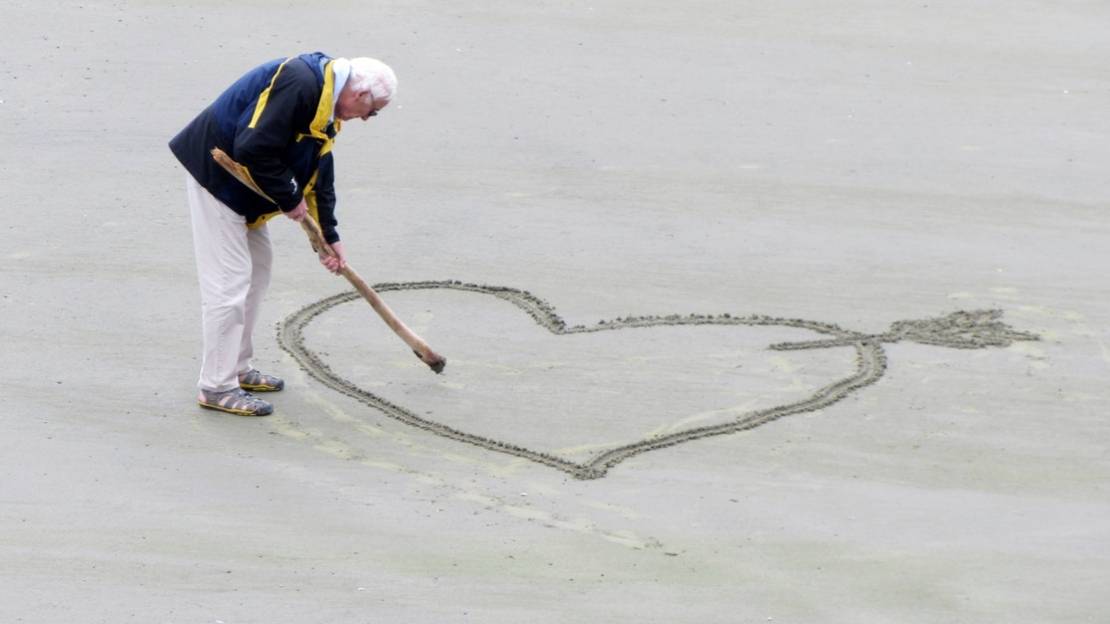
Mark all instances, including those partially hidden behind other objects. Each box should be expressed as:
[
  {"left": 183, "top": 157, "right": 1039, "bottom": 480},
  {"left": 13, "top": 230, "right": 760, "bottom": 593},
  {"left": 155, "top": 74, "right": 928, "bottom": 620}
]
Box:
[
  {"left": 210, "top": 148, "right": 446, "bottom": 373},
  {"left": 300, "top": 214, "right": 446, "bottom": 372}
]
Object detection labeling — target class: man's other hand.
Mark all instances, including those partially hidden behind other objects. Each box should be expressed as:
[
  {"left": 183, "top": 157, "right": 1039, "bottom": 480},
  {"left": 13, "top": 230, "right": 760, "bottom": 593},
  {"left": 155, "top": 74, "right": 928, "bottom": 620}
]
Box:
[{"left": 320, "top": 240, "right": 347, "bottom": 275}]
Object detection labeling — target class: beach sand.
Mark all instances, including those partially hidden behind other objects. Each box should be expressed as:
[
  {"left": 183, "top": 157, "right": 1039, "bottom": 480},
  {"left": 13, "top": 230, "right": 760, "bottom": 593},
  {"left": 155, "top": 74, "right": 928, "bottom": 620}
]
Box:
[{"left": 2, "top": 1, "right": 1108, "bottom": 622}]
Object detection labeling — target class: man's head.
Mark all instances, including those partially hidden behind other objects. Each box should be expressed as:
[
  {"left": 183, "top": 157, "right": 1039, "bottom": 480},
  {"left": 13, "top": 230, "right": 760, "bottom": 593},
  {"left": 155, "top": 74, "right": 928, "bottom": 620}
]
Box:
[{"left": 335, "top": 57, "right": 397, "bottom": 122}]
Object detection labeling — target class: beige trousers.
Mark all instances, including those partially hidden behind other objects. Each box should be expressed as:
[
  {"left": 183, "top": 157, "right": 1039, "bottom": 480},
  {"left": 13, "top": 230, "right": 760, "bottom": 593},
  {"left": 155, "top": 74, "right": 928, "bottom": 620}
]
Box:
[{"left": 187, "top": 174, "right": 273, "bottom": 392}]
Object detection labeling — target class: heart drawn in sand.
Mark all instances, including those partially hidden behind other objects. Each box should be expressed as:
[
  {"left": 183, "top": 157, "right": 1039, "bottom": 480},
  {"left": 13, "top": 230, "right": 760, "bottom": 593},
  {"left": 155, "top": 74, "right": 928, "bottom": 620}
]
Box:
[{"left": 278, "top": 282, "right": 1038, "bottom": 480}]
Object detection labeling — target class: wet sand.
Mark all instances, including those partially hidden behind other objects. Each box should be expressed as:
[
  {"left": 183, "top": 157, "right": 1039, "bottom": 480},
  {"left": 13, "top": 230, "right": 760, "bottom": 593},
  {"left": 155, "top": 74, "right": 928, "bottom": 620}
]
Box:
[{"left": 2, "top": 1, "right": 1108, "bottom": 622}]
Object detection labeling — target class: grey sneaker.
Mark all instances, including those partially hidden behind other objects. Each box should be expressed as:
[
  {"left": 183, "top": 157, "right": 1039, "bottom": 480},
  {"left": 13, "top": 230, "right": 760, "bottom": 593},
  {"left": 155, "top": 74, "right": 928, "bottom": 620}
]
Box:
[
  {"left": 198, "top": 387, "right": 274, "bottom": 416},
  {"left": 238, "top": 369, "right": 285, "bottom": 392}
]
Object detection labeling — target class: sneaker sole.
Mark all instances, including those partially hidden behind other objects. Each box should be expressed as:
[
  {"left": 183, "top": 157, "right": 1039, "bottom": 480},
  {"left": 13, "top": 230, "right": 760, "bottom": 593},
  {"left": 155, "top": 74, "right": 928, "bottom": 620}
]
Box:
[
  {"left": 198, "top": 400, "right": 273, "bottom": 417},
  {"left": 239, "top": 382, "right": 283, "bottom": 392}
]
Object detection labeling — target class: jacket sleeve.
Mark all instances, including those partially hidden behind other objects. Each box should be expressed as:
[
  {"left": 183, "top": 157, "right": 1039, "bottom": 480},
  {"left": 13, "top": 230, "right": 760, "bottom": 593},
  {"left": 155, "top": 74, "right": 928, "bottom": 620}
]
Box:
[
  {"left": 314, "top": 152, "right": 340, "bottom": 244},
  {"left": 231, "top": 64, "right": 316, "bottom": 212}
]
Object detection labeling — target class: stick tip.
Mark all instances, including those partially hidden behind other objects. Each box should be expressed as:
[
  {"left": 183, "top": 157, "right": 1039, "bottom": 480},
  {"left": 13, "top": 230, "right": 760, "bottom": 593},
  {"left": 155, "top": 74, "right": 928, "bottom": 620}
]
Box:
[{"left": 415, "top": 350, "right": 447, "bottom": 374}]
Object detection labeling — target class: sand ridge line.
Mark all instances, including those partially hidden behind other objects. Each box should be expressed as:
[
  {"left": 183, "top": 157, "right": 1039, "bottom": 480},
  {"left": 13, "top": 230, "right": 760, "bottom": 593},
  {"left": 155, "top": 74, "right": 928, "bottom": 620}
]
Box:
[{"left": 277, "top": 281, "right": 1038, "bottom": 480}]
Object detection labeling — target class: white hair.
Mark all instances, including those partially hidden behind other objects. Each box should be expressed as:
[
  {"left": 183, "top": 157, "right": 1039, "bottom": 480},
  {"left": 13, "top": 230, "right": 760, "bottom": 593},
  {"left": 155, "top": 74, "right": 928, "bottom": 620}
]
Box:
[{"left": 347, "top": 57, "right": 397, "bottom": 103}]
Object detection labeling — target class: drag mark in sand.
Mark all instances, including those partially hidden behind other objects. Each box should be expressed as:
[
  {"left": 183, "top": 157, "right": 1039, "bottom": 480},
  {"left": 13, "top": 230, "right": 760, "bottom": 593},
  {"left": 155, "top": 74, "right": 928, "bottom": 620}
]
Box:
[{"left": 277, "top": 281, "right": 1038, "bottom": 480}]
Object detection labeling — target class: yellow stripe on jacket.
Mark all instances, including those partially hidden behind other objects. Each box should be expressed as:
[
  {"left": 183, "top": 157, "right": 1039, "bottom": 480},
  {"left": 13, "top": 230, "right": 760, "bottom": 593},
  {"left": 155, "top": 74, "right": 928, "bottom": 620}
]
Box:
[{"left": 244, "top": 59, "right": 339, "bottom": 230}]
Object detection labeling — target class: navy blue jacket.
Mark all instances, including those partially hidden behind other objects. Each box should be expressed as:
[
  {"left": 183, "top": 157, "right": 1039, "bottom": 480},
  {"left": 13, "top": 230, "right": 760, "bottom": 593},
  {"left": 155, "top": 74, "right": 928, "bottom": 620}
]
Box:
[{"left": 170, "top": 52, "right": 342, "bottom": 243}]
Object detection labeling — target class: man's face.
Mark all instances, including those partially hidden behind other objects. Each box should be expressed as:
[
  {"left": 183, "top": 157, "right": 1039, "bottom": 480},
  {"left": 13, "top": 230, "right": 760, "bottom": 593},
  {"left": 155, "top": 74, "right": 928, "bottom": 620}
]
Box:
[{"left": 336, "top": 85, "right": 387, "bottom": 122}]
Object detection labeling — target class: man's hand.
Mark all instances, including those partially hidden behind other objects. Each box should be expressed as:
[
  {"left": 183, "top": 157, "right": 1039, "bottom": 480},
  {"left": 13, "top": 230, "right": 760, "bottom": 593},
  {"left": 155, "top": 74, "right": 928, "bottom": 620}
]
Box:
[
  {"left": 319, "top": 240, "right": 347, "bottom": 275},
  {"left": 285, "top": 199, "right": 308, "bottom": 222}
]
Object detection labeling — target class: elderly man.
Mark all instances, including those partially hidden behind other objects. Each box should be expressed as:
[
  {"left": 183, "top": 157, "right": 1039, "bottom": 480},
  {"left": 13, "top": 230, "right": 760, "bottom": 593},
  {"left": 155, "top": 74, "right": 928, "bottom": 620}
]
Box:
[{"left": 170, "top": 52, "right": 395, "bottom": 416}]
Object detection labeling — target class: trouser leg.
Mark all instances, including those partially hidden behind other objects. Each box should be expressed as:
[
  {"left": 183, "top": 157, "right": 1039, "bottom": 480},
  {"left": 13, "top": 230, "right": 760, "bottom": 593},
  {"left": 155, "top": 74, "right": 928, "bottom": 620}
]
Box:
[
  {"left": 187, "top": 174, "right": 253, "bottom": 393},
  {"left": 237, "top": 223, "right": 273, "bottom": 376}
]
